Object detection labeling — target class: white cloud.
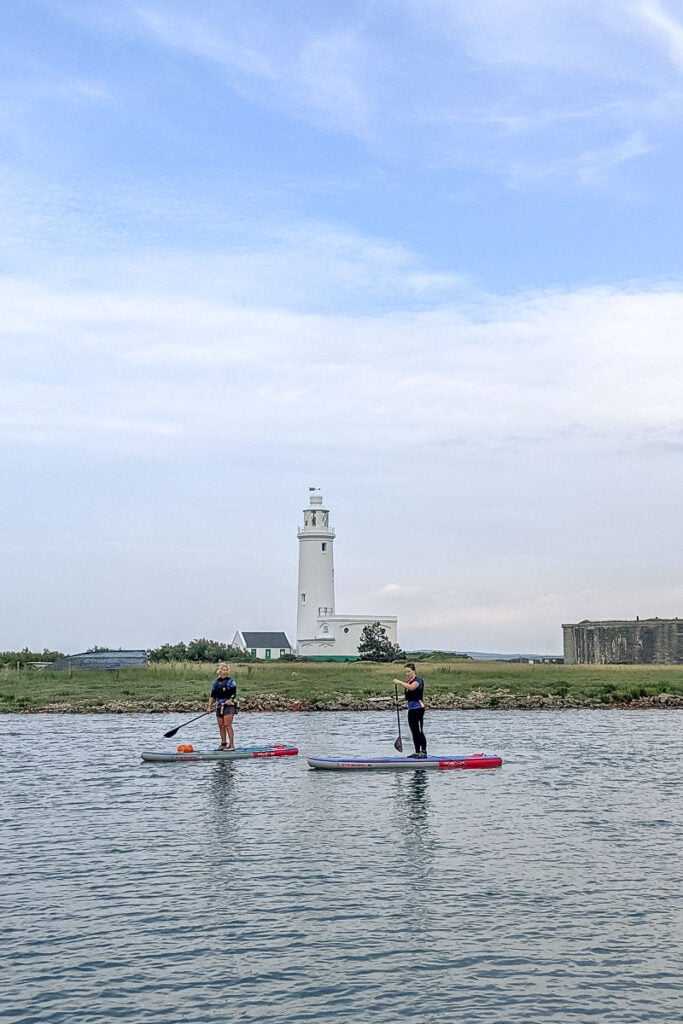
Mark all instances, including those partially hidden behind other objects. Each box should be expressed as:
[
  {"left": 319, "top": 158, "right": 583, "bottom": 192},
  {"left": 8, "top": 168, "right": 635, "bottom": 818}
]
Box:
[
  {"left": 3, "top": 258, "right": 683, "bottom": 458},
  {"left": 378, "top": 583, "right": 419, "bottom": 596},
  {"left": 356, "top": 583, "right": 421, "bottom": 602},
  {"left": 3, "top": 240, "right": 682, "bottom": 650}
]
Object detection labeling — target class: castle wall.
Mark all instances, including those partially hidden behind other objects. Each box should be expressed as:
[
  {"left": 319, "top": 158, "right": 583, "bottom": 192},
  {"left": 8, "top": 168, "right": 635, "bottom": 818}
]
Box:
[{"left": 562, "top": 619, "right": 683, "bottom": 665}]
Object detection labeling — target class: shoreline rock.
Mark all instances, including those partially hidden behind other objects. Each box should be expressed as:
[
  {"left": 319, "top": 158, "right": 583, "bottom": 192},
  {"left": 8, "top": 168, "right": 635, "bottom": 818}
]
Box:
[{"left": 11, "top": 691, "right": 683, "bottom": 714}]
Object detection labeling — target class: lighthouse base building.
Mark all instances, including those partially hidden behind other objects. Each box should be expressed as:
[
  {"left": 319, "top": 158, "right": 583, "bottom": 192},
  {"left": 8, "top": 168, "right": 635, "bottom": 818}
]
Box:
[{"left": 296, "top": 491, "right": 398, "bottom": 660}]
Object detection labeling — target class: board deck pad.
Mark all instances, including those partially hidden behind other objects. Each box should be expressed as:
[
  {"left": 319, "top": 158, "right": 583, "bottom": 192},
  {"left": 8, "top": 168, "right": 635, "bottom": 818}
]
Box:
[
  {"left": 141, "top": 744, "right": 298, "bottom": 763},
  {"left": 307, "top": 753, "right": 502, "bottom": 771}
]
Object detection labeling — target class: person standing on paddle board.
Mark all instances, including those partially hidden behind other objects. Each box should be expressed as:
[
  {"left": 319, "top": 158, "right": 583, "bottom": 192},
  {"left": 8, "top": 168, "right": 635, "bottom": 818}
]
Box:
[
  {"left": 208, "top": 663, "right": 238, "bottom": 750},
  {"left": 393, "top": 662, "right": 427, "bottom": 758}
]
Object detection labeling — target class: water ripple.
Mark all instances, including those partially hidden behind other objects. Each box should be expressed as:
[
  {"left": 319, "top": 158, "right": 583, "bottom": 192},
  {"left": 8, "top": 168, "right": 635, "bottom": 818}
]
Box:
[{"left": 1, "top": 710, "right": 682, "bottom": 1022}]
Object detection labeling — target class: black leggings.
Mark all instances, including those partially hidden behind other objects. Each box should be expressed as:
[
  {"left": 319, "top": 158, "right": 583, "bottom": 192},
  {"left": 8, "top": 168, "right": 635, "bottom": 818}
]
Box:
[{"left": 407, "top": 708, "right": 427, "bottom": 753}]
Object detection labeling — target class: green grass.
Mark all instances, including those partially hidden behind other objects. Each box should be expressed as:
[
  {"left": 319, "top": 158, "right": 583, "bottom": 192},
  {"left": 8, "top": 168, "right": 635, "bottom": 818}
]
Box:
[{"left": 1, "top": 659, "right": 683, "bottom": 711}]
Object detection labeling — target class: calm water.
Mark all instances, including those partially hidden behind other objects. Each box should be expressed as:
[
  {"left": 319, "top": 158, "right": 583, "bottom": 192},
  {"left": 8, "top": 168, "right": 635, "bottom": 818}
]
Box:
[{"left": 2, "top": 709, "right": 682, "bottom": 1024}]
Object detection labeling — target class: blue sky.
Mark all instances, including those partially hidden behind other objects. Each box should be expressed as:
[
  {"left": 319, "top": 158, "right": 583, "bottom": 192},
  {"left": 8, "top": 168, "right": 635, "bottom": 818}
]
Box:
[{"left": 2, "top": 0, "right": 683, "bottom": 654}]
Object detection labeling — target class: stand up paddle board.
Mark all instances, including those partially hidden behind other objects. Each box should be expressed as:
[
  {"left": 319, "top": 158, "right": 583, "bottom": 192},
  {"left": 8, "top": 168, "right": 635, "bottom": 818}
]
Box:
[
  {"left": 307, "top": 753, "right": 502, "bottom": 771},
  {"left": 141, "top": 744, "right": 298, "bottom": 763}
]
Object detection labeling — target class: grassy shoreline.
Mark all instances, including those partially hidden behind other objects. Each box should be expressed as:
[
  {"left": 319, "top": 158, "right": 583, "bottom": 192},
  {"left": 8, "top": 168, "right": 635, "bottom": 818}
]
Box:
[{"left": 2, "top": 659, "right": 683, "bottom": 712}]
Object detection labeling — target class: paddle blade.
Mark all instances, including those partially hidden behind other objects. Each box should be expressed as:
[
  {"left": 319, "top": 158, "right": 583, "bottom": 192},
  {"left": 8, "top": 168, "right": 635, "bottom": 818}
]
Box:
[
  {"left": 163, "top": 727, "right": 180, "bottom": 738},
  {"left": 394, "top": 737, "right": 403, "bottom": 752}
]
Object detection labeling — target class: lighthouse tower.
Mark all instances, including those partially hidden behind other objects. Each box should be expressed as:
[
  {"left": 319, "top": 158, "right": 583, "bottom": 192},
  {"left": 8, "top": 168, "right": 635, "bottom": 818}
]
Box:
[
  {"left": 296, "top": 489, "right": 335, "bottom": 644},
  {"left": 296, "top": 489, "right": 399, "bottom": 659}
]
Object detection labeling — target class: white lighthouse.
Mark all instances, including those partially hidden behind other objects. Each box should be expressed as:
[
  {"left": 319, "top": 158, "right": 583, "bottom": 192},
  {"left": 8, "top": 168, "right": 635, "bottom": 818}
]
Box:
[
  {"left": 296, "top": 489, "right": 398, "bottom": 659},
  {"left": 296, "top": 490, "right": 335, "bottom": 643}
]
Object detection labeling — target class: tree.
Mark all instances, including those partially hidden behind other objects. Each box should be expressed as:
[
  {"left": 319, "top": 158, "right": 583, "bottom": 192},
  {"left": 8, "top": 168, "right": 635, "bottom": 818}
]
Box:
[
  {"left": 148, "top": 642, "right": 188, "bottom": 662},
  {"left": 0, "top": 648, "right": 63, "bottom": 667},
  {"left": 357, "top": 622, "right": 405, "bottom": 662},
  {"left": 148, "top": 639, "right": 249, "bottom": 663}
]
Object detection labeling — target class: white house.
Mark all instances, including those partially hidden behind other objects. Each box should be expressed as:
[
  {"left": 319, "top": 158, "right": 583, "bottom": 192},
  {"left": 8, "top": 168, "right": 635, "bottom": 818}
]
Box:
[
  {"left": 232, "top": 631, "right": 293, "bottom": 661},
  {"left": 296, "top": 490, "right": 398, "bottom": 660}
]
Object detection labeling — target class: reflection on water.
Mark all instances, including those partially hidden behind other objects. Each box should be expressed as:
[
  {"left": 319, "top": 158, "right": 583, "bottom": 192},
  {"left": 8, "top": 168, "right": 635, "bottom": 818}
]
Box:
[
  {"left": 209, "top": 762, "right": 238, "bottom": 810},
  {"left": 391, "top": 770, "right": 433, "bottom": 839},
  {"left": 2, "top": 709, "right": 683, "bottom": 1024},
  {"left": 207, "top": 762, "right": 239, "bottom": 842},
  {"left": 406, "top": 769, "right": 431, "bottom": 828}
]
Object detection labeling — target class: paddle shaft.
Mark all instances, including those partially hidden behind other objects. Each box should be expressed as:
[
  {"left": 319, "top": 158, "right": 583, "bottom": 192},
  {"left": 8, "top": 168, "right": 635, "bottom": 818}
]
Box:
[
  {"left": 163, "top": 710, "right": 211, "bottom": 738},
  {"left": 394, "top": 685, "right": 403, "bottom": 752}
]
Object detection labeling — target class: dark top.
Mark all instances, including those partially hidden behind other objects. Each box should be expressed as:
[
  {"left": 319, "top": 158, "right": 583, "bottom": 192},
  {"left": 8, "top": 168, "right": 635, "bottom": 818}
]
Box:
[{"left": 405, "top": 677, "right": 425, "bottom": 710}]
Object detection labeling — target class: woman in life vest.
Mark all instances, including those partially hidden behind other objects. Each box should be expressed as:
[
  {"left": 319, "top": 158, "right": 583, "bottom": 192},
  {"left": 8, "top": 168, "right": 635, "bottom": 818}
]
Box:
[{"left": 207, "top": 662, "right": 238, "bottom": 750}]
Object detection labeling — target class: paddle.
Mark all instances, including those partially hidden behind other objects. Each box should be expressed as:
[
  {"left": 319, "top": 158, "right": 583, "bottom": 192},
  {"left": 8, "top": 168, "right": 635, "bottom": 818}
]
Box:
[
  {"left": 393, "top": 685, "right": 403, "bottom": 752},
  {"left": 163, "top": 711, "right": 211, "bottom": 739}
]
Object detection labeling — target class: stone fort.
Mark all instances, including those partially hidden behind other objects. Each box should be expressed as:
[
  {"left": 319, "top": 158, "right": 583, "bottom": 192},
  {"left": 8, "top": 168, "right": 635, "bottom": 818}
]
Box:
[{"left": 563, "top": 618, "right": 683, "bottom": 665}]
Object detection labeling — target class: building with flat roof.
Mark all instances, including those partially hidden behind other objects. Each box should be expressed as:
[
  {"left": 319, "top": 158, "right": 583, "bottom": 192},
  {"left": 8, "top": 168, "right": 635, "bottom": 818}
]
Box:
[{"left": 562, "top": 618, "right": 683, "bottom": 665}]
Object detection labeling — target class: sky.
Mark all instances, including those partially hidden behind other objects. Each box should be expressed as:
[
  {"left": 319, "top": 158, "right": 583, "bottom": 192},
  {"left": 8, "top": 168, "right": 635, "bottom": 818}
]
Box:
[{"left": 2, "top": 0, "right": 683, "bottom": 656}]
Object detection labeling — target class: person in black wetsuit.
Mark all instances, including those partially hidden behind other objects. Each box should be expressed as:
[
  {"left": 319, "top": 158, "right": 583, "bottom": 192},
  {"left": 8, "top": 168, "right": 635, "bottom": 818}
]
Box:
[
  {"left": 207, "top": 662, "right": 238, "bottom": 749},
  {"left": 393, "top": 662, "right": 427, "bottom": 758}
]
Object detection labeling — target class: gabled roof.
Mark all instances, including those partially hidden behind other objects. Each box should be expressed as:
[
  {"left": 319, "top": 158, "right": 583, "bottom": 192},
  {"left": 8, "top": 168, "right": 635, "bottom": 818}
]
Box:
[{"left": 240, "top": 631, "right": 292, "bottom": 648}]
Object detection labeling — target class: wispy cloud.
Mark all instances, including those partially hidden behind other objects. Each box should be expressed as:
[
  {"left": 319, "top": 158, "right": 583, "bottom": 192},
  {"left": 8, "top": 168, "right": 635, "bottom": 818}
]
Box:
[
  {"left": 80, "top": 0, "right": 379, "bottom": 138},
  {"left": 65, "top": 0, "right": 682, "bottom": 187},
  {"left": 508, "top": 132, "right": 651, "bottom": 189},
  {"left": 637, "top": 0, "right": 683, "bottom": 68},
  {"left": 0, "top": 164, "right": 469, "bottom": 312},
  {"left": 0, "top": 42, "right": 110, "bottom": 136},
  {"left": 132, "top": 2, "right": 276, "bottom": 77}
]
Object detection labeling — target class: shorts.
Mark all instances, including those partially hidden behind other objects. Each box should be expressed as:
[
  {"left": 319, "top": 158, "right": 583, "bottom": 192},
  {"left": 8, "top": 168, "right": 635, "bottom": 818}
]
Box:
[{"left": 216, "top": 703, "right": 238, "bottom": 718}]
